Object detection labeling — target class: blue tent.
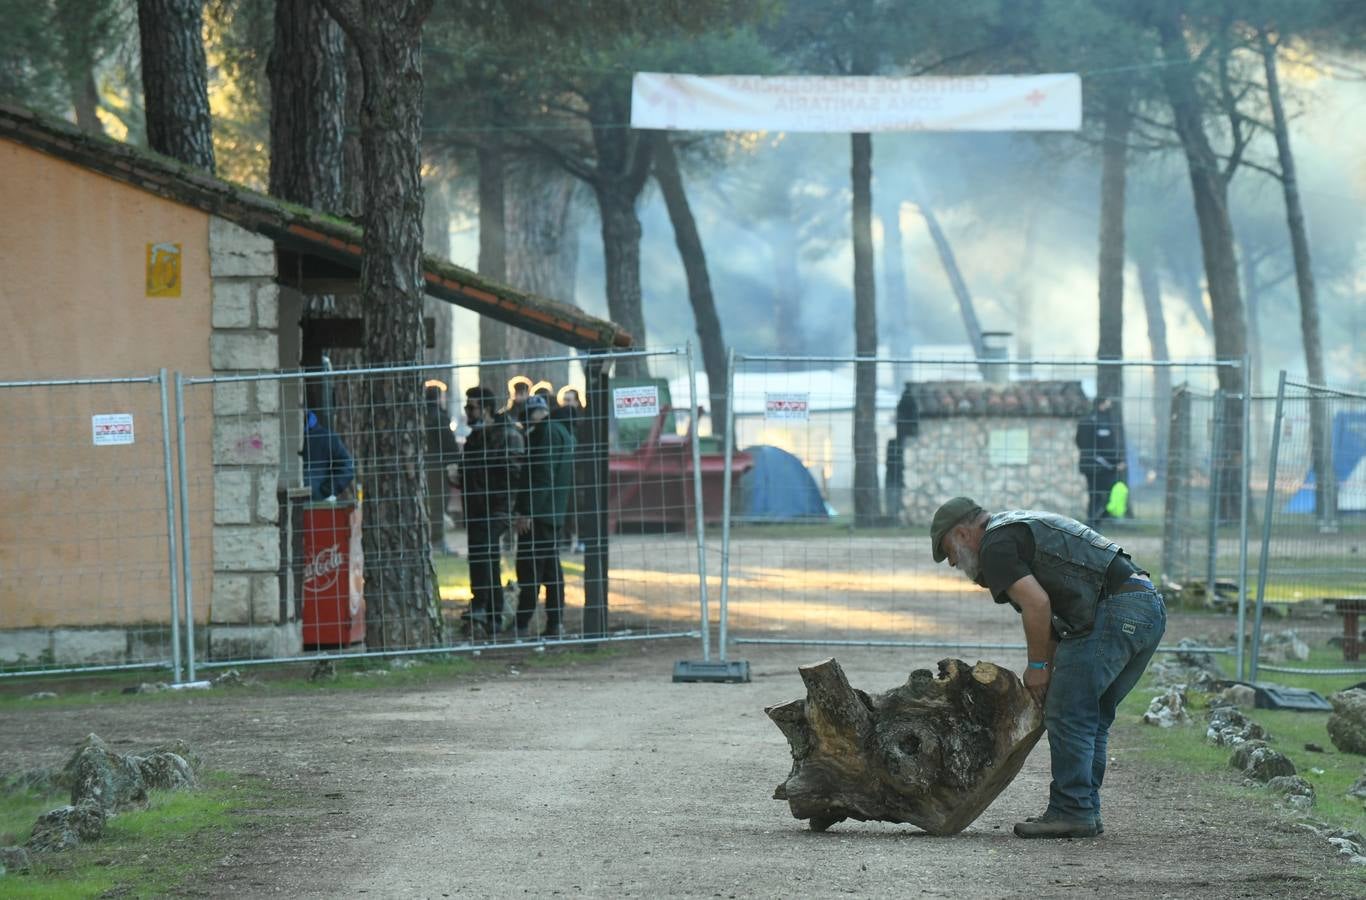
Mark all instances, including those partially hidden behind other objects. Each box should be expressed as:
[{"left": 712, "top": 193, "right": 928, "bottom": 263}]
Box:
[
  {"left": 1284, "top": 412, "right": 1366, "bottom": 514},
  {"left": 741, "top": 445, "right": 830, "bottom": 521}
]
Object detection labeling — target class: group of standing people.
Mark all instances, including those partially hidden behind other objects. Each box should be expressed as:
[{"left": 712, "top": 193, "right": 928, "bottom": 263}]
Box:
[{"left": 449, "top": 377, "right": 590, "bottom": 641}]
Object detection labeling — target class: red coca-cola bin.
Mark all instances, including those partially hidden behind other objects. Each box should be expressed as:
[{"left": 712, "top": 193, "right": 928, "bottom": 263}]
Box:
[{"left": 302, "top": 501, "right": 365, "bottom": 648}]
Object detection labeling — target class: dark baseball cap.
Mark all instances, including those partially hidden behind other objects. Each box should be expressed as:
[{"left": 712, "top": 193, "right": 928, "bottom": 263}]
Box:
[
  {"left": 930, "top": 496, "right": 982, "bottom": 562},
  {"left": 525, "top": 394, "right": 549, "bottom": 412}
]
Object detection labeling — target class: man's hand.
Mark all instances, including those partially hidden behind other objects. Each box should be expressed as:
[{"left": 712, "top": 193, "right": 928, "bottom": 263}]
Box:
[
  {"left": 1023, "top": 666, "right": 1051, "bottom": 705},
  {"left": 516, "top": 516, "right": 532, "bottom": 535}
]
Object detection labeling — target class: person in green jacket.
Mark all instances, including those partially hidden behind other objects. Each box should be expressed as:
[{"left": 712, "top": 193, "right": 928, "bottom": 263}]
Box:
[{"left": 514, "top": 394, "right": 576, "bottom": 639}]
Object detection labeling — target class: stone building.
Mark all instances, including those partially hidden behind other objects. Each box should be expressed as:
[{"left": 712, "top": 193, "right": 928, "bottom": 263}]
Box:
[
  {"left": 900, "top": 380, "right": 1091, "bottom": 524},
  {"left": 0, "top": 103, "right": 628, "bottom": 669}
]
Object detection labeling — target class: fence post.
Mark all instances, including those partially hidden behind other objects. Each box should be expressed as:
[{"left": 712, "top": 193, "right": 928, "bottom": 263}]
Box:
[
  {"left": 1236, "top": 354, "right": 1252, "bottom": 680},
  {"left": 686, "top": 343, "right": 710, "bottom": 661},
  {"left": 174, "top": 372, "right": 196, "bottom": 682},
  {"left": 158, "top": 369, "right": 184, "bottom": 684},
  {"left": 1162, "top": 385, "right": 1192, "bottom": 585},
  {"left": 582, "top": 353, "right": 610, "bottom": 640},
  {"left": 719, "top": 348, "right": 737, "bottom": 662},
  {"left": 1251, "top": 370, "right": 1289, "bottom": 683}
]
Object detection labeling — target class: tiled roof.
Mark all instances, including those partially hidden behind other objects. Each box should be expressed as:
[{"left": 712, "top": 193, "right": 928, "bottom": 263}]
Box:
[
  {"left": 0, "top": 102, "right": 631, "bottom": 351},
  {"left": 907, "top": 380, "right": 1090, "bottom": 418}
]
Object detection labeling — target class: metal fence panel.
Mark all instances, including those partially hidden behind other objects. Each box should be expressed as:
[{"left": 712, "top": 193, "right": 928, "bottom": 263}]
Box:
[
  {"left": 176, "top": 347, "right": 708, "bottom": 672},
  {"left": 0, "top": 374, "right": 181, "bottom": 678},
  {"left": 1252, "top": 374, "right": 1366, "bottom": 678},
  {"left": 717, "top": 354, "right": 1249, "bottom": 665}
]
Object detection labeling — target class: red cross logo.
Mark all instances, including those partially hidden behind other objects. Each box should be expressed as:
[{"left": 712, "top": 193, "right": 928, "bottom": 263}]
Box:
[{"left": 1025, "top": 89, "right": 1046, "bottom": 107}]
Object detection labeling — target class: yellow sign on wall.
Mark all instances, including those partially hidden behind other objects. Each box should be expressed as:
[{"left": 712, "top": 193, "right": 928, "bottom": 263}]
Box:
[{"left": 146, "top": 242, "right": 182, "bottom": 297}]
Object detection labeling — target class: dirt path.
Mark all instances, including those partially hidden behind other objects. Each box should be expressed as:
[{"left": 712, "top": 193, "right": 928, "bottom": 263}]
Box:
[{"left": 1, "top": 641, "right": 1353, "bottom": 898}]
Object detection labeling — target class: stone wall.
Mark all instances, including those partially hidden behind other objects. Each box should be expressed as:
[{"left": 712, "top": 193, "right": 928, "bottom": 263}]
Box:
[
  {"left": 902, "top": 416, "right": 1088, "bottom": 525},
  {"left": 206, "top": 217, "right": 299, "bottom": 660}
]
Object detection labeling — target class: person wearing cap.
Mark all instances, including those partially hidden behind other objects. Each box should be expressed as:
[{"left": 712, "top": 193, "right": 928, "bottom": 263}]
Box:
[
  {"left": 458, "top": 386, "right": 525, "bottom": 639},
  {"left": 929, "top": 497, "right": 1166, "bottom": 839},
  {"left": 513, "top": 393, "right": 576, "bottom": 639}
]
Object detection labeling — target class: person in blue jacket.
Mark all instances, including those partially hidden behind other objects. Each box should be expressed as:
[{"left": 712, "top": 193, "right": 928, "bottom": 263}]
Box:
[{"left": 303, "top": 410, "right": 355, "bottom": 501}]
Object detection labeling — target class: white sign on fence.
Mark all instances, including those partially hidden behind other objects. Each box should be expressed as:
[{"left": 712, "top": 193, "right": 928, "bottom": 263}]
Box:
[
  {"left": 631, "top": 73, "right": 1082, "bottom": 133},
  {"left": 613, "top": 385, "right": 660, "bottom": 419},
  {"left": 92, "top": 413, "right": 135, "bottom": 446},
  {"left": 765, "top": 392, "right": 811, "bottom": 422}
]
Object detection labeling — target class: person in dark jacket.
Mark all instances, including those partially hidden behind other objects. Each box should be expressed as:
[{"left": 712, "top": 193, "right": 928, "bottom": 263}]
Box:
[
  {"left": 1075, "top": 397, "right": 1127, "bottom": 528},
  {"left": 424, "top": 384, "right": 462, "bottom": 555},
  {"left": 552, "top": 387, "right": 590, "bottom": 554},
  {"left": 457, "top": 386, "right": 524, "bottom": 638},
  {"left": 514, "top": 394, "right": 575, "bottom": 639},
  {"left": 302, "top": 410, "right": 354, "bottom": 501},
  {"left": 930, "top": 497, "right": 1166, "bottom": 840}
]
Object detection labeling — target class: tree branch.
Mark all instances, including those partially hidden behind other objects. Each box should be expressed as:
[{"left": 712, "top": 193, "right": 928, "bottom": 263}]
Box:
[{"left": 522, "top": 130, "right": 599, "bottom": 186}]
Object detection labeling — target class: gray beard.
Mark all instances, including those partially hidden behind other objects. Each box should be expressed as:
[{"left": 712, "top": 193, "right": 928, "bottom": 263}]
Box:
[{"left": 956, "top": 545, "right": 982, "bottom": 584}]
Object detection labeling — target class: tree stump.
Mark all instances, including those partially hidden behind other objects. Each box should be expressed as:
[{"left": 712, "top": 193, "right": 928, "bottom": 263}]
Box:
[{"left": 766, "top": 658, "right": 1043, "bottom": 835}]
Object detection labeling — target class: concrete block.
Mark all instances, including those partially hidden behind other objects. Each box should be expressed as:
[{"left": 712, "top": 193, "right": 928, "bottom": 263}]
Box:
[
  {"left": 213, "top": 525, "right": 280, "bottom": 572},
  {"left": 212, "top": 418, "right": 280, "bottom": 466},
  {"left": 251, "top": 575, "right": 281, "bottom": 623},
  {"left": 213, "top": 382, "right": 250, "bottom": 417},
  {"left": 211, "top": 280, "right": 254, "bottom": 328},
  {"left": 211, "top": 333, "right": 277, "bottom": 372},
  {"left": 255, "top": 381, "right": 280, "bottom": 414},
  {"left": 207, "top": 623, "right": 302, "bottom": 661},
  {"left": 254, "top": 283, "right": 279, "bottom": 329},
  {"left": 51, "top": 629, "right": 127, "bottom": 665},
  {"left": 209, "top": 218, "right": 276, "bottom": 278},
  {"left": 213, "top": 469, "right": 253, "bottom": 525},
  {"left": 255, "top": 469, "right": 280, "bottom": 523},
  {"left": 0, "top": 629, "right": 53, "bottom": 665},
  {"left": 211, "top": 574, "right": 252, "bottom": 624}
]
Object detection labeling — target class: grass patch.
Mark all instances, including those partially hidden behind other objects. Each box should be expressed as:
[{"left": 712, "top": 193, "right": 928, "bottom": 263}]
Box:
[
  {"left": 433, "top": 555, "right": 586, "bottom": 602},
  {"left": 0, "top": 772, "right": 269, "bottom": 898},
  {"left": 1120, "top": 666, "right": 1366, "bottom": 846}
]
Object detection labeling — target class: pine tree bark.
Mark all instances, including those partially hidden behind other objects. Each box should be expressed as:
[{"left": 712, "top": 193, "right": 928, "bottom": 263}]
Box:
[
  {"left": 652, "top": 133, "right": 727, "bottom": 440},
  {"left": 1135, "top": 247, "right": 1172, "bottom": 478},
  {"left": 477, "top": 133, "right": 510, "bottom": 390},
  {"left": 593, "top": 180, "right": 649, "bottom": 379},
  {"left": 1156, "top": 15, "right": 1248, "bottom": 522},
  {"left": 1096, "top": 85, "right": 1131, "bottom": 404},
  {"left": 55, "top": 0, "right": 105, "bottom": 136},
  {"left": 768, "top": 658, "right": 1043, "bottom": 835},
  {"left": 851, "top": 131, "right": 880, "bottom": 527},
  {"left": 320, "top": 0, "right": 437, "bottom": 650},
  {"left": 136, "top": 0, "right": 215, "bottom": 172},
  {"left": 1261, "top": 33, "right": 1335, "bottom": 527},
  {"left": 268, "top": 0, "right": 346, "bottom": 211}
]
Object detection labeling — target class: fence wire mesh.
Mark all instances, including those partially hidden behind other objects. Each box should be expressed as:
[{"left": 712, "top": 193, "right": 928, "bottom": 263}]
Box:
[
  {"left": 0, "top": 374, "right": 181, "bottom": 678},
  {"left": 1252, "top": 374, "right": 1366, "bottom": 678},
  {"left": 176, "top": 348, "right": 707, "bottom": 673},
  {"left": 718, "top": 355, "right": 1249, "bottom": 666}
]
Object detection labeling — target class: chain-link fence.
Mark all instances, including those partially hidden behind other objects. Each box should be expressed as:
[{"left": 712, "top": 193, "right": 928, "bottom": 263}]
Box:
[
  {"left": 1251, "top": 373, "right": 1366, "bottom": 679},
  {"left": 0, "top": 373, "right": 183, "bottom": 679},
  {"left": 716, "top": 354, "right": 1251, "bottom": 669},
  {"left": 175, "top": 347, "right": 710, "bottom": 676}
]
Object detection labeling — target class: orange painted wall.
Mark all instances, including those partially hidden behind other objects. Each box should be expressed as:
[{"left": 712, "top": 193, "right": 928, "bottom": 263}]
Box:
[{"left": 0, "top": 139, "right": 214, "bottom": 630}]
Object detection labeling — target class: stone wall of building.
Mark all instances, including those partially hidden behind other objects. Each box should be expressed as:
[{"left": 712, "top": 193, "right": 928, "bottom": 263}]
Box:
[
  {"left": 902, "top": 416, "right": 1088, "bottom": 525},
  {"left": 207, "top": 217, "right": 299, "bottom": 660}
]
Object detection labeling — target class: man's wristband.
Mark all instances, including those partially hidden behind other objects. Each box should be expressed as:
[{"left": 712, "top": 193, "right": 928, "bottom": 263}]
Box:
[{"left": 1027, "top": 661, "right": 1049, "bottom": 670}]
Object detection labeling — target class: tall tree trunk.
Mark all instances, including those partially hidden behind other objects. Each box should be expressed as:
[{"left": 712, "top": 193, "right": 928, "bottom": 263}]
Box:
[
  {"left": 653, "top": 133, "right": 728, "bottom": 440},
  {"left": 501, "top": 155, "right": 581, "bottom": 388},
  {"left": 423, "top": 176, "right": 454, "bottom": 367},
  {"left": 1162, "top": 240, "right": 1214, "bottom": 340},
  {"left": 1262, "top": 32, "right": 1335, "bottom": 527},
  {"left": 1135, "top": 246, "right": 1172, "bottom": 479},
  {"left": 851, "top": 131, "right": 880, "bottom": 526},
  {"left": 322, "top": 0, "right": 437, "bottom": 650},
  {"left": 761, "top": 218, "right": 806, "bottom": 354},
  {"left": 593, "top": 180, "right": 649, "bottom": 378},
  {"left": 1157, "top": 15, "right": 1248, "bottom": 523},
  {"left": 1095, "top": 85, "right": 1131, "bottom": 403},
  {"left": 268, "top": 0, "right": 346, "bottom": 211},
  {"left": 477, "top": 133, "right": 509, "bottom": 390},
  {"left": 917, "top": 200, "right": 986, "bottom": 363},
  {"left": 136, "top": 0, "right": 215, "bottom": 172},
  {"left": 341, "top": 37, "right": 365, "bottom": 217},
  {"left": 55, "top": 0, "right": 105, "bottom": 136}
]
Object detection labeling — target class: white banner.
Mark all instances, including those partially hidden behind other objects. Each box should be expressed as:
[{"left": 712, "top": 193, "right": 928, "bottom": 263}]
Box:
[
  {"left": 92, "top": 413, "right": 134, "bottom": 446},
  {"left": 613, "top": 385, "right": 660, "bottom": 419},
  {"left": 631, "top": 73, "right": 1081, "bottom": 133},
  {"left": 764, "top": 392, "right": 811, "bottom": 422}
]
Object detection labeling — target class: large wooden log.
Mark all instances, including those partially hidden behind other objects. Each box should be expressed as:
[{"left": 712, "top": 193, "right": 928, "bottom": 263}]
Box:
[{"left": 767, "top": 658, "right": 1043, "bottom": 835}]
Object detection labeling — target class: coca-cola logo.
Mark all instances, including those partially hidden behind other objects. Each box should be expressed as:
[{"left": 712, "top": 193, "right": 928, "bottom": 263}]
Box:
[{"left": 304, "top": 544, "right": 344, "bottom": 592}]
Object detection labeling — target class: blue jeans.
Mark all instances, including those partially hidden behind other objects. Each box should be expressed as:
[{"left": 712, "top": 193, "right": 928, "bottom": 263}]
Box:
[{"left": 1043, "top": 588, "right": 1166, "bottom": 821}]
